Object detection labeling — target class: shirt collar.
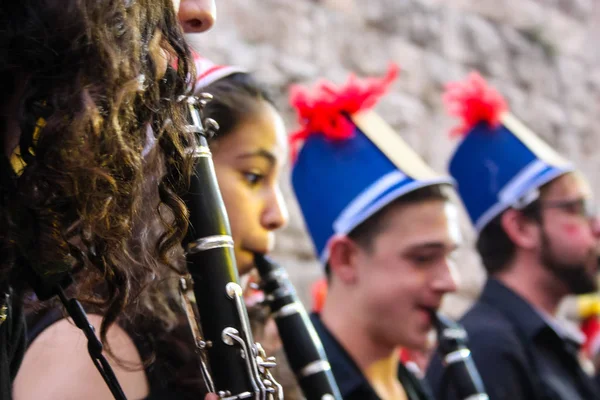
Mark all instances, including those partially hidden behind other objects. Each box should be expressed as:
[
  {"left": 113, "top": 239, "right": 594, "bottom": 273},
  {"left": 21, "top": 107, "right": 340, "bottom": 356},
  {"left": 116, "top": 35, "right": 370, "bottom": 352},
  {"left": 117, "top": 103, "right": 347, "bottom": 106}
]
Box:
[
  {"left": 481, "top": 279, "right": 551, "bottom": 338},
  {"left": 309, "top": 312, "right": 367, "bottom": 397},
  {"left": 535, "top": 306, "right": 586, "bottom": 345},
  {"left": 482, "top": 278, "right": 586, "bottom": 345}
]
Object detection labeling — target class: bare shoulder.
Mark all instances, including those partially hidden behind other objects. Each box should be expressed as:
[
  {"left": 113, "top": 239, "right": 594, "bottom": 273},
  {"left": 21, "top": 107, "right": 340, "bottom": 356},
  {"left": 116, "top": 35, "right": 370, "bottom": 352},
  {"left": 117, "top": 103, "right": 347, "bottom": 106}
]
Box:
[{"left": 13, "top": 313, "right": 149, "bottom": 400}]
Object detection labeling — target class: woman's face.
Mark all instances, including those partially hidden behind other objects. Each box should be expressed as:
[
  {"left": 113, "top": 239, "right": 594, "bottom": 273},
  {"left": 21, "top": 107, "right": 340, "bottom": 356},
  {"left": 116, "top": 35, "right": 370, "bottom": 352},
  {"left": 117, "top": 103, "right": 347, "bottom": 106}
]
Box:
[
  {"left": 211, "top": 101, "right": 289, "bottom": 275},
  {"left": 177, "top": 0, "right": 216, "bottom": 33},
  {"left": 153, "top": 0, "right": 217, "bottom": 77}
]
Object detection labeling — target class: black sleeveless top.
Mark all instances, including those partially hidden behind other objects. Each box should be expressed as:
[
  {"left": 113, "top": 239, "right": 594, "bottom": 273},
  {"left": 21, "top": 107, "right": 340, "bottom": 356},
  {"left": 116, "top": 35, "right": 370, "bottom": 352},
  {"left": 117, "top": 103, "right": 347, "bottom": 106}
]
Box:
[
  {"left": 26, "top": 303, "right": 302, "bottom": 399},
  {"left": 26, "top": 306, "right": 205, "bottom": 400},
  {"left": 0, "top": 288, "right": 26, "bottom": 400}
]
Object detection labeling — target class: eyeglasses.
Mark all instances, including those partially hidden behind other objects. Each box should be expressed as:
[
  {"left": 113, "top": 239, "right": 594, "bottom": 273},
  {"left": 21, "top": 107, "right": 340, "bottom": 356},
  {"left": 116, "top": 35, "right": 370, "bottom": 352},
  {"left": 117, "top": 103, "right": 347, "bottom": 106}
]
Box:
[{"left": 536, "top": 198, "right": 597, "bottom": 220}]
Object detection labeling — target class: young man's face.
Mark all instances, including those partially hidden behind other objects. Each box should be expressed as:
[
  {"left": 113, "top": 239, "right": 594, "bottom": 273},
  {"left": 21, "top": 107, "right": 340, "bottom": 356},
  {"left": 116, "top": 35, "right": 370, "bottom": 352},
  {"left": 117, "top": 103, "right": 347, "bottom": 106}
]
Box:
[{"left": 353, "top": 199, "right": 460, "bottom": 350}]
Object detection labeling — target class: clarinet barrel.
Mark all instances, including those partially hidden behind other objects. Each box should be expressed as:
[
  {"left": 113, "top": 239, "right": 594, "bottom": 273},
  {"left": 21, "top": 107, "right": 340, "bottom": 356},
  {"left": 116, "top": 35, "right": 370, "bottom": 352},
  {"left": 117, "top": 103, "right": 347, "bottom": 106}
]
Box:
[
  {"left": 181, "top": 94, "right": 282, "bottom": 400},
  {"left": 432, "top": 312, "right": 489, "bottom": 400},
  {"left": 254, "top": 253, "right": 342, "bottom": 400}
]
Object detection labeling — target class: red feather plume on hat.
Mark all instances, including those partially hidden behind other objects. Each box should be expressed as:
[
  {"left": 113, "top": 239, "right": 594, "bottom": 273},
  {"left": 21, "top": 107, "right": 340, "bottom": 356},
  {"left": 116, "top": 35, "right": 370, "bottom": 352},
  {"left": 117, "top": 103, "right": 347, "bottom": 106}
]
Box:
[
  {"left": 288, "top": 64, "right": 400, "bottom": 162},
  {"left": 443, "top": 72, "right": 508, "bottom": 137}
]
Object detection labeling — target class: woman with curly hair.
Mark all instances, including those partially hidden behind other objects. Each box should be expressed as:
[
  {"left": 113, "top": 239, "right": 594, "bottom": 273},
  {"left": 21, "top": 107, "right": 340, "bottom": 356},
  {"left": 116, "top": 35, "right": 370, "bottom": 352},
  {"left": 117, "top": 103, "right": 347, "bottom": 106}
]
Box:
[{"left": 0, "top": 0, "right": 217, "bottom": 398}]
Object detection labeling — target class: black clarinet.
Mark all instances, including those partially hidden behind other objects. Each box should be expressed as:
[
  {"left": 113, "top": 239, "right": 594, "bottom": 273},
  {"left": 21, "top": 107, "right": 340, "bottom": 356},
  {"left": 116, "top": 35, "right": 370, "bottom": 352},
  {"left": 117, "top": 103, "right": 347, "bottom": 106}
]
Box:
[
  {"left": 254, "top": 254, "right": 342, "bottom": 400},
  {"left": 432, "top": 312, "right": 489, "bottom": 400},
  {"left": 179, "top": 94, "right": 283, "bottom": 399}
]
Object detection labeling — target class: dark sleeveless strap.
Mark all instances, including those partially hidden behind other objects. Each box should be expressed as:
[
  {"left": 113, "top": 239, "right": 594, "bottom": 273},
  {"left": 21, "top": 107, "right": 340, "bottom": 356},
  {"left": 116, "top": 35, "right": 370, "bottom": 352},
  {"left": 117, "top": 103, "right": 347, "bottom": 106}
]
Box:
[
  {"left": 25, "top": 305, "right": 63, "bottom": 345},
  {"left": 25, "top": 302, "right": 127, "bottom": 400}
]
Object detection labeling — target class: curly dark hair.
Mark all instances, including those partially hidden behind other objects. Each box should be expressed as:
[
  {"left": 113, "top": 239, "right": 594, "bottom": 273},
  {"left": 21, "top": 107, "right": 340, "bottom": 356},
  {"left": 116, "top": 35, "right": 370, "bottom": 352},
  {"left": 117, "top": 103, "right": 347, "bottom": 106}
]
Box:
[{"left": 0, "top": 0, "right": 196, "bottom": 351}]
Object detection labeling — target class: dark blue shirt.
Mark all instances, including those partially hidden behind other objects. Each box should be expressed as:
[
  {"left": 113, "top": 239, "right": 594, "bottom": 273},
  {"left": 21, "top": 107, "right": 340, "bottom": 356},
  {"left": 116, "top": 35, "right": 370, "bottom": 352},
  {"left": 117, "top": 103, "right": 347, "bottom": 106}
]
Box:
[
  {"left": 425, "top": 279, "right": 600, "bottom": 400},
  {"left": 310, "top": 313, "right": 433, "bottom": 400}
]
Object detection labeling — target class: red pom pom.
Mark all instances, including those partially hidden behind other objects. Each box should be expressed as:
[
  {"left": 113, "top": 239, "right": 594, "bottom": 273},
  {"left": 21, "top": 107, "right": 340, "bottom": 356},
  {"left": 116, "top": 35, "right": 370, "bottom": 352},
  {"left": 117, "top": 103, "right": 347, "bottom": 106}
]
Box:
[
  {"left": 443, "top": 72, "right": 508, "bottom": 137},
  {"left": 288, "top": 63, "right": 400, "bottom": 162}
]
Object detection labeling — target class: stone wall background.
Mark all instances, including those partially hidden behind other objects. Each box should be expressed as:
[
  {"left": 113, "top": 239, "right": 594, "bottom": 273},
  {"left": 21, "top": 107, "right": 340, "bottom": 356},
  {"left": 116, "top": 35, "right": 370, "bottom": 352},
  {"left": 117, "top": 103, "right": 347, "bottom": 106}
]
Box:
[{"left": 188, "top": 0, "right": 600, "bottom": 319}]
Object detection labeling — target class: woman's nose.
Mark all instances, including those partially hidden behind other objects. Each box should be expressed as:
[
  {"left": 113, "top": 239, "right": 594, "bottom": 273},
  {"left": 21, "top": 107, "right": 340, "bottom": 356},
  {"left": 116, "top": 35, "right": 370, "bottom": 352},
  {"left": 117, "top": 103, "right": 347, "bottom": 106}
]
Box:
[{"left": 178, "top": 0, "right": 216, "bottom": 33}]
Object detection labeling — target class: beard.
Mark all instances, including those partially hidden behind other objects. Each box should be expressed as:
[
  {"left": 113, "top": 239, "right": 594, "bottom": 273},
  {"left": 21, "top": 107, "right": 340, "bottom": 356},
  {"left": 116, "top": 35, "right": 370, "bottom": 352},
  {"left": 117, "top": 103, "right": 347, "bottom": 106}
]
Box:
[{"left": 540, "top": 231, "right": 599, "bottom": 295}]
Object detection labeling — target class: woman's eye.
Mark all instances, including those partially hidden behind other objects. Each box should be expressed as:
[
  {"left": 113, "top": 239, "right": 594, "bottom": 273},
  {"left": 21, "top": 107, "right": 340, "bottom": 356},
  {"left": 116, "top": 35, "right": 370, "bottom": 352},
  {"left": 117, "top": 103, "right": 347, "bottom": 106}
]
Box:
[{"left": 243, "top": 172, "right": 264, "bottom": 186}]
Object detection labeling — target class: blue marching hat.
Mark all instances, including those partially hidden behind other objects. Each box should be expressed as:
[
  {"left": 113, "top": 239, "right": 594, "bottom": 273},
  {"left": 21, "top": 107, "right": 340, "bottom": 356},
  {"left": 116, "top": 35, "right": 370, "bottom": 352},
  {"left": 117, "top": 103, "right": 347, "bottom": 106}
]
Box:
[
  {"left": 289, "top": 65, "right": 454, "bottom": 264},
  {"left": 444, "top": 72, "right": 574, "bottom": 233}
]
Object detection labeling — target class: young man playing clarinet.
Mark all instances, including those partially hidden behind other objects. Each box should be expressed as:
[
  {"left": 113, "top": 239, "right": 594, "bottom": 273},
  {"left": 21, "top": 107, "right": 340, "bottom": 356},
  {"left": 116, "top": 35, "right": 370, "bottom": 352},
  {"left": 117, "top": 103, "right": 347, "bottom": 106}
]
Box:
[{"left": 289, "top": 65, "right": 460, "bottom": 400}]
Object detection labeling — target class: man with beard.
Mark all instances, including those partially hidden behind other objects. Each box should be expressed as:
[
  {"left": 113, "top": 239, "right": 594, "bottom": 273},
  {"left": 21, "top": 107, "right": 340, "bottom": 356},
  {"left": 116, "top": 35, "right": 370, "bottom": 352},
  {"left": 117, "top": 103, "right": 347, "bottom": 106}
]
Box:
[{"left": 426, "top": 72, "right": 600, "bottom": 400}]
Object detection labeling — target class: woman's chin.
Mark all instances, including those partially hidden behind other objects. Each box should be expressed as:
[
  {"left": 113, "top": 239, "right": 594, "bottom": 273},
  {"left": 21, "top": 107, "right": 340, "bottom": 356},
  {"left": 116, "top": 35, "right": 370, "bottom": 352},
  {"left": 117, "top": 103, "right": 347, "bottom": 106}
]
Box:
[{"left": 236, "top": 250, "right": 255, "bottom": 276}]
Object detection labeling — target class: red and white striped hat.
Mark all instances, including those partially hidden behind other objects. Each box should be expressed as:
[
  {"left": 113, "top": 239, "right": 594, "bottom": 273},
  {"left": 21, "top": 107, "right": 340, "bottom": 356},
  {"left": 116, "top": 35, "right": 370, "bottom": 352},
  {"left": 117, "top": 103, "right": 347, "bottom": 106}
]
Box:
[{"left": 192, "top": 51, "right": 247, "bottom": 93}]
